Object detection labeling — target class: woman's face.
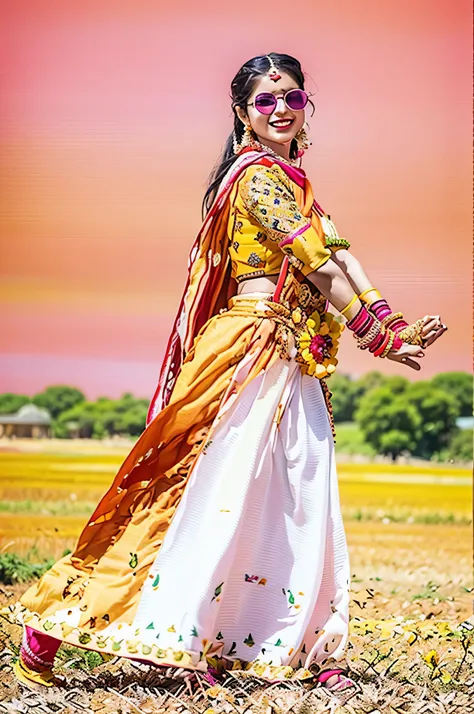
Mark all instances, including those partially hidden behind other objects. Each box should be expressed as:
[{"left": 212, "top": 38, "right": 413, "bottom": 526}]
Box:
[{"left": 237, "top": 71, "right": 306, "bottom": 155}]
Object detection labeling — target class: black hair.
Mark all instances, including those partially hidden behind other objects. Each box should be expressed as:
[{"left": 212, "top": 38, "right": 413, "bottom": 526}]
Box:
[{"left": 201, "top": 52, "right": 313, "bottom": 218}]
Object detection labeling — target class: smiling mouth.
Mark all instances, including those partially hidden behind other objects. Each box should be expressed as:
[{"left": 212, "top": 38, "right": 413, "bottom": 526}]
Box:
[{"left": 269, "top": 119, "right": 294, "bottom": 128}]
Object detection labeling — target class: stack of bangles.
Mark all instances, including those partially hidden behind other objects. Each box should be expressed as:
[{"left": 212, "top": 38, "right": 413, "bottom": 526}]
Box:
[
  {"left": 358, "top": 288, "right": 409, "bottom": 333},
  {"left": 340, "top": 293, "right": 404, "bottom": 358}
]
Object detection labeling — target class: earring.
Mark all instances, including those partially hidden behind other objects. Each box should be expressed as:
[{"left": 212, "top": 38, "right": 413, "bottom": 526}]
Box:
[
  {"left": 295, "top": 123, "right": 311, "bottom": 152},
  {"left": 233, "top": 124, "right": 255, "bottom": 154}
]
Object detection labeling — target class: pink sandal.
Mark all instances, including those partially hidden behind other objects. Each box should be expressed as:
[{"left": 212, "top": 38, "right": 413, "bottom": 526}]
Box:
[{"left": 316, "top": 668, "right": 356, "bottom": 691}]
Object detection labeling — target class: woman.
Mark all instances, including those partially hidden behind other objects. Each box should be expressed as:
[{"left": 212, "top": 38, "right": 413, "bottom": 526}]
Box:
[{"left": 6, "top": 52, "right": 446, "bottom": 693}]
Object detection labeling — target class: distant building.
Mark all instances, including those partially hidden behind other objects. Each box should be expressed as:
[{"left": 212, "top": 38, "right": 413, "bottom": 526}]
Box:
[
  {"left": 456, "top": 416, "right": 474, "bottom": 430},
  {"left": 0, "top": 404, "right": 52, "bottom": 438}
]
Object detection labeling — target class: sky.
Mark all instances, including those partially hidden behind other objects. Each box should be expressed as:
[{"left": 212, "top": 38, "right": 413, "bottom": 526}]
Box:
[{"left": 1, "top": 0, "right": 471, "bottom": 399}]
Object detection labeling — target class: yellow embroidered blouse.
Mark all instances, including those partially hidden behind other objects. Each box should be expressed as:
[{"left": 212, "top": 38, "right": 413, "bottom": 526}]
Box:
[{"left": 227, "top": 162, "right": 350, "bottom": 283}]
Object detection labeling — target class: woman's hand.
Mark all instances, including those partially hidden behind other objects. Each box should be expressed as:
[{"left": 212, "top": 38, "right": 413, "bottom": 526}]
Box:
[
  {"left": 420, "top": 315, "right": 447, "bottom": 347},
  {"left": 386, "top": 343, "right": 426, "bottom": 371},
  {"left": 388, "top": 315, "right": 447, "bottom": 370}
]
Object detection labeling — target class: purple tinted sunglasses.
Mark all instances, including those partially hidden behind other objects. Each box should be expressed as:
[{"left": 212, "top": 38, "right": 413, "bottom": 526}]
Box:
[{"left": 248, "top": 89, "right": 309, "bottom": 115}]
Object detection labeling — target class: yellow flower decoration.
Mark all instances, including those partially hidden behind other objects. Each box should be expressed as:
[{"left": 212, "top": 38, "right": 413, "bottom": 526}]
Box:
[{"left": 297, "top": 311, "right": 344, "bottom": 379}]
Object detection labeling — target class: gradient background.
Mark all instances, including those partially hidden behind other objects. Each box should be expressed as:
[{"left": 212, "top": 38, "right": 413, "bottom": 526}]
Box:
[{"left": 1, "top": 0, "right": 471, "bottom": 399}]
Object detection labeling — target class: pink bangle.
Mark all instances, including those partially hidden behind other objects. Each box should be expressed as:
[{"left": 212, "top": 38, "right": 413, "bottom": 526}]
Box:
[
  {"left": 347, "top": 306, "right": 371, "bottom": 334},
  {"left": 369, "top": 331, "right": 386, "bottom": 353},
  {"left": 393, "top": 334, "right": 404, "bottom": 350}
]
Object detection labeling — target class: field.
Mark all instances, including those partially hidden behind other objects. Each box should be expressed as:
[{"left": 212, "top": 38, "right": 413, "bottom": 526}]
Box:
[{"left": 0, "top": 440, "right": 472, "bottom": 713}]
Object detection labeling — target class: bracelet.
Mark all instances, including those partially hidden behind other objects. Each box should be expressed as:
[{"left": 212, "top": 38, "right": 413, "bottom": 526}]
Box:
[
  {"left": 357, "top": 322, "right": 382, "bottom": 349},
  {"left": 381, "top": 311, "right": 404, "bottom": 329},
  {"left": 359, "top": 287, "right": 382, "bottom": 303},
  {"left": 373, "top": 329, "right": 391, "bottom": 357},
  {"left": 340, "top": 294, "right": 359, "bottom": 315},
  {"left": 380, "top": 330, "right": 396, "bottom": 358},
  {"left": 367, "top": 298, "right": 409, "bottom": 332},
  {"left": 346, "top": 306, "right": 370, "bottom": 333},
  {"left": 368, "top": 330, "right": 386, "bottom": 353}
]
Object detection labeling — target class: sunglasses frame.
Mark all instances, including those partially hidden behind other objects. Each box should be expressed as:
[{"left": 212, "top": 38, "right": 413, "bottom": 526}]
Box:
[{"left": 247, "top": 89, "right": 311, "bottom": 115}]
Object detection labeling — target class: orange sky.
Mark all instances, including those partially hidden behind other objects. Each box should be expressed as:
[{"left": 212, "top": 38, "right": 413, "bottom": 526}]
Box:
[{"left": 1, "top": 0, "right": 471, "bottom": 398}]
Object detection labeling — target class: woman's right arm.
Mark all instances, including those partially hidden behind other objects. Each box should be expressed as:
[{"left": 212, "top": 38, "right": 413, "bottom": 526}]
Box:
[{"left": 304, "top": 259, "right": 426, "bottom": 371}]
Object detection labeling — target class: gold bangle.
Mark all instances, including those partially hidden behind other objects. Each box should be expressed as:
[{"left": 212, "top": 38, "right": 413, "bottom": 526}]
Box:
[
  {"left": 356, "top": 322, "right": 383, "bottom": 349},
  {"left": 359, "top": 288, "right": 382, "bottom": 303},
  {"left": 380, "top": 330, "right": 396, "bottom": 358},
  {"left": 340, "top": 294, "right": 358, "bottom": 315},
  {"left": 380, "top": 311, "right": 404, "bottom": 329}
]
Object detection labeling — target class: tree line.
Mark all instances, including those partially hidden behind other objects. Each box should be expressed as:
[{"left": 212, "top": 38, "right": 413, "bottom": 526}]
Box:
[
  {"left": 0, "top": 370, "right": 471, "bottom": 461},
  {"left": 330, "top": 371, "right": 472, "bottom": 461}
]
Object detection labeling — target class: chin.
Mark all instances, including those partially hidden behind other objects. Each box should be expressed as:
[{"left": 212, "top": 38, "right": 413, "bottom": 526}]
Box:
[{"left": 267, "top": 133, "right": 296, "bottom": 145}]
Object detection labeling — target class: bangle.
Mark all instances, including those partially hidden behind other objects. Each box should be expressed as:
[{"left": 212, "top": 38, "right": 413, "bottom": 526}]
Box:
[
  {"left": 357, "top": 321, "right": 382, "bottom": 349},
  {"left": 359, "top": 287, "right": 382, "bottom": 303},
  {"left": 368, "top": 331, "right": 386, "bottom": 353},
  {"left": 373, "top": 329, "right": 391, "bottom": 357},
  {"left": 346, "top": 305, "right": 370, "bottom": 333},
  {"left": 380, "top": 330, "right": 396, "bottom": 358},
  {"left": 381, "top": 311, "right": 404, "bottom": 329},
  {"left": 340, "top": 294, "right": 359, "bottom": 315}
]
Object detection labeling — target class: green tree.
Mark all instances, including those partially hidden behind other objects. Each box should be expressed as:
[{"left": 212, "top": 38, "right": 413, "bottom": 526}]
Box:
[
  {"left": 441, "top": 429, "right": 473, "bottom": 463},
  {"left": 431, "top": 372, "right": 473, "bottom": 418},
  {"left": 352, "top": 371, "right": 387, "bottom": 402},
  {"left": 329, "top": 374, "right": 358, "bottom": 422},
  {"left": 355, "top": 386, "right": 422, "bottom": 460},
  {"left": 0, "top": 393, "right": 30, "bottom": 414},
  {"left": 406, "top": 382, "right": 458, "bottom": 459},
  {"left": 53, "top": 394, "right": 148, "bottom": 438},
  {"left": 33, "top": 386, "right": 85, "bottom": 420}
]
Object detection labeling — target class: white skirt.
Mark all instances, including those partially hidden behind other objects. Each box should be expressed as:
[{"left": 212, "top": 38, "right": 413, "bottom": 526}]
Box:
[{"left": 130, "top": 348, "right": 351, "bottom": 672}]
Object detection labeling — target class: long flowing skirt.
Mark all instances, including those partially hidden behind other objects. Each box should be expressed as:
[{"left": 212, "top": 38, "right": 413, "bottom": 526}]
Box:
[{"left": 5, "top": 294, "right": 351, "bottom": 681}]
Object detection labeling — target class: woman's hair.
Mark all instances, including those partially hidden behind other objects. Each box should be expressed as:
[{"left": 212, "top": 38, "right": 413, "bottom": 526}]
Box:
[{"left": 201, "top": 52, "right": 312, "bottom": 218}]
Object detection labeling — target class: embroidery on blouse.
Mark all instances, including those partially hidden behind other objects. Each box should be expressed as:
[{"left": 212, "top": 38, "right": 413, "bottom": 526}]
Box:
[{"left": 241, "top": 167, "right": 310, "bottom": 241}]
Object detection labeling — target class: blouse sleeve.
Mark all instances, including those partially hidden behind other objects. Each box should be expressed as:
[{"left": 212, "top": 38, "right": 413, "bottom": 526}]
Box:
[{"left": 238, "top": 164, "right": 333, "bottom": 275}]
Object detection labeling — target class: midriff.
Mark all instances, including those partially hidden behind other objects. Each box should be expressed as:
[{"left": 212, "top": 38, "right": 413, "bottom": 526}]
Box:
[{"left": 236, "top": 274, "right": 279, "bottom": 296}]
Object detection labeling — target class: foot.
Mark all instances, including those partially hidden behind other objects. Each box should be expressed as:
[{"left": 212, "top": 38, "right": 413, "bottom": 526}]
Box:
[
  {"left": 316, "top": 668, "right": 356, "bottom": 692},
  {"left": 14, "top": 658, "right": 63, "bottom": 689}
]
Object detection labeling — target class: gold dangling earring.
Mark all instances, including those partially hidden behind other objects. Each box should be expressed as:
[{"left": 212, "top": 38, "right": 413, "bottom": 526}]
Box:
[
  {"left": 295, "top": 122, "right": 311, "bottom": 152},
  {"left": 234, "top": 123, "right": 255, "bottom": 154}
]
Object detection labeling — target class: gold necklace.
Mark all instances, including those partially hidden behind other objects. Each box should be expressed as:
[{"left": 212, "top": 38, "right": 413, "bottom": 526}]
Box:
[{"left": 249, "top": 139, "right": 300, "bottom": 168}]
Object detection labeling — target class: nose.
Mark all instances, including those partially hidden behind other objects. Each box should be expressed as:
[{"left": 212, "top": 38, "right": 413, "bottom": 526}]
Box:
[{"left": 273, "top": 96, "right": 287, "bottom": 115}]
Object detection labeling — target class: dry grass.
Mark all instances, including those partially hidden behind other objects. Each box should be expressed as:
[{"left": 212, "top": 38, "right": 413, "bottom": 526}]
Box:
[{"left": 0, "top": 441, "right": 472, "bottom": 711}]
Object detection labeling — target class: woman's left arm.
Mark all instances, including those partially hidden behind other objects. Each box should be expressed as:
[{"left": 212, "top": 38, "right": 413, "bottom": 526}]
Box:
[{"left": 329, "top": 248, "right": 447, "bottom": 348}]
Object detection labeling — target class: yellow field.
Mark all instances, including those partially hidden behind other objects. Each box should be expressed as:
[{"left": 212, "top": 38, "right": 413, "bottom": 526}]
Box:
[
  {"left": 0, "top": 441, "right": 472, "bottom": 706},
  {"left": 0, "top": 443, "right": 471, "bottom": 589}
]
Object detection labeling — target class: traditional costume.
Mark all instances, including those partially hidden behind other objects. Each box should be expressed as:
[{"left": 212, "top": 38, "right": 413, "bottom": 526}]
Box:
[{"left": 4, "top": 147, "right": 357, "bottom": 683}]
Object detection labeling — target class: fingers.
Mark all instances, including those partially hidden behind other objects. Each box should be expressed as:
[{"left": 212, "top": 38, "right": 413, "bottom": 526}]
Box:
[
  {"left": 387, "top": 352, "right": 421, "bottom": 370},
  {"left": 422, "top": 316, "right": 447, "bottom": 334},
  {"left": 394, "top": 343, "right": 425, "bottom": 358},
  {"left": 402, "top": 357, "right": 421, "bottom": 371},
  {"left": 422, "top": 318, "right": 439, "bottom": 334},
  {"left": 423, "top": 326, "right": 448, "bottom": 347}
]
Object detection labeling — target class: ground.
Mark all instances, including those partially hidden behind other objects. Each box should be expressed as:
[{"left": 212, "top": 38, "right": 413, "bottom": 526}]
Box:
[{"left": 0, "top": 439, "right": 472, "bottom": 713}]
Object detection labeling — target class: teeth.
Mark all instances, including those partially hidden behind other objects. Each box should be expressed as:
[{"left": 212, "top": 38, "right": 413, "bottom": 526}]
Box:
[{"left": 271, "top": 120, "right": 293, "bottom": 127}]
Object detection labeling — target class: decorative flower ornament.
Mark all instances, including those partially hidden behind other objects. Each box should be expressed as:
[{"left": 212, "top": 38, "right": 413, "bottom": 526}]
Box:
[{"left": 297, "top": 311, "right": 344, "bottom": 379}]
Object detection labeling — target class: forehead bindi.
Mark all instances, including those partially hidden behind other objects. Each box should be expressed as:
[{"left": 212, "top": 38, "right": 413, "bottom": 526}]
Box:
[{"left": 250, "top": 72, "right": 299, "bottom": 98}]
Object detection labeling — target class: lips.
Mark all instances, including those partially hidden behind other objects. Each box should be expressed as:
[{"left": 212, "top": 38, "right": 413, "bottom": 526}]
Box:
[{"left": 269, "top": 119, "right": 294, "bottom": 128}]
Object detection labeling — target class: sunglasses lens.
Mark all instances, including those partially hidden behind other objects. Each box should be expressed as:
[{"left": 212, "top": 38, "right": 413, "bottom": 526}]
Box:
[
  {"left": 254, "top": 93, "right": 276, "bottom": 114},
  {"left": 285, "top": 89, "right": 308, "bottom": 111}
]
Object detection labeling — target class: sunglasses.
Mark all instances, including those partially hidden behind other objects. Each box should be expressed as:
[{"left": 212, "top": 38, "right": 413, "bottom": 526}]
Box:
[{"left": 248, "top": 89, "right": 310, "bottom": 115}]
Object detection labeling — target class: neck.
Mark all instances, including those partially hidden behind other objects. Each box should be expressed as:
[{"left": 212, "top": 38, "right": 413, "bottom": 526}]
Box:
[{"left": 256, "top": 137, "right": 292, "bottom": 161}]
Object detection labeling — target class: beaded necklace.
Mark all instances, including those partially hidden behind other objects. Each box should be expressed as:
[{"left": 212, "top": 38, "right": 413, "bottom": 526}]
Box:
[{"left": 248, "top": 139, "right": 300, "bottom": 168}]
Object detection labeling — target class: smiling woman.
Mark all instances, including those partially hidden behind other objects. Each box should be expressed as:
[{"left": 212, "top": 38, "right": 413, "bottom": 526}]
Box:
[{"left": 8, "top": 52, "right": 447, "bottom": 695}]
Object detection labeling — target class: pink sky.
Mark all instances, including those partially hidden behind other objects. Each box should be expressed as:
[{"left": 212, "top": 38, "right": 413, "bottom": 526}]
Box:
[{"left": 1, "top": 0, "right": 471, "bottom": 398}]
